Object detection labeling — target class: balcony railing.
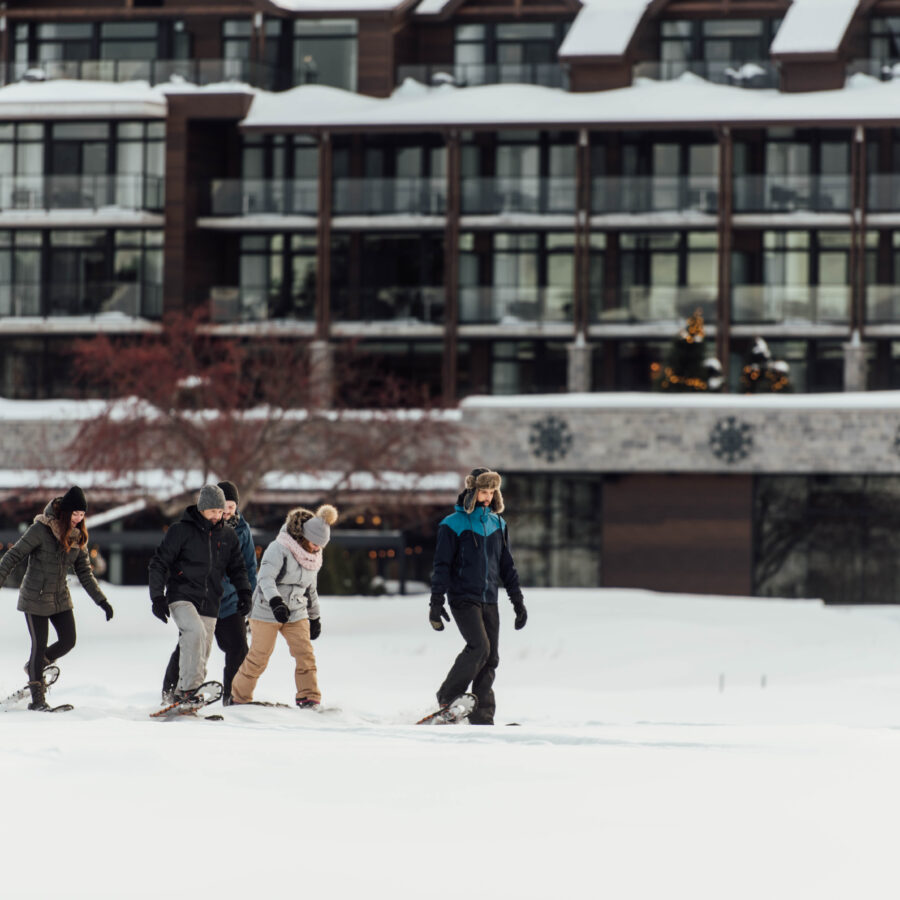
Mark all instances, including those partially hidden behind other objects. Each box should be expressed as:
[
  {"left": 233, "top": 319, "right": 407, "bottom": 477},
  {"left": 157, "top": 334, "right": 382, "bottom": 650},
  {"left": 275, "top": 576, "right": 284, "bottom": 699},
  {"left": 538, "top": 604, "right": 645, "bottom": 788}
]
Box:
[
  {"left": 333, "top": 178, "right": 446, "bottom": 216},
  {"left": 209, "top": 286, "right": 315, "bottom": 323},
  {"left": 591, "top": 176, "right": 718, "bottom": 215},
  {"left": 0, "top": 175, "right": 163, "bottom": 212},
  {"left": 592, "top": 286, "right": 717, "bottom": 323},
  {"left": 867, "top": 174, "right": 900, "bottom": 212},
  {"left": 462, "top": 177, "right": 576, "bottom": 215},
  {"left": 633, "top": 59, "right": 779, "bottom": 89},
  {"left": 847, "top": 58, "right": 900, "bottom": 81},
  {"left": 866, "top": 285, "right": 900, "bottom": 323},
  {"left": 208, "top": 179, "right": 318, "bottom": 216},
  {"left": 734, "top": 175, "right": 851, "bottom": 213},
  {"left": 8, "top": 58, "right": 279, "bottom": 90},
  {"left": 459, "top": 286, "right": 572, "bottom": 324},
  {"left": 396, "top": 62, "right": 567, "bottom": 89},
  {"left": 732, "top": 285, "right": 850, "bottom": 324},
  {"left": 332, "top": 286, "right": 445, "bottom": 323},
  {"left": 0, "top": 281, "right": 162, "bottom": 318}
]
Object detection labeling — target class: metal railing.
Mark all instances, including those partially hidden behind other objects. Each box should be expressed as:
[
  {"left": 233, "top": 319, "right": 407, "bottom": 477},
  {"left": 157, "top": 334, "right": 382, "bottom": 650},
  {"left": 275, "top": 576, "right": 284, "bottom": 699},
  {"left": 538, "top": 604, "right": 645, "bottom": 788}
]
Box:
[
  {"left": 8, "top": 58, "right": 280, "bottom": 90},
  {"left": 0, "top": 281, "right": 162, "bottom": 318},
  {"left": 459, "top": 286, "right": 572, "bottom": 324},
  {"left": 591, "top": 286, "right": 717, "bottom": 323},
  {"left": 0, "top": 174, "right": 163, "bottom": 212},
  {"left": 461, "top": 176, "right": 576, "bottom": 215},
  {"left": 591, "top": 175, "right": 718, "bottom": 215},
  {"left": 732, "top": 285, "right": 850, "bottom": 324},
  {"left": 333, "top": 177, "right": 446, "bottom": 216},
  {"left": 209, "top": 286, "right": 315, "bottom": 323},
  {"left": 396, "top": 62, "right": 567, "bottom": 89},
  {"left": 733, "top": 175, "right": 851, "bottom": 213},
  {"left": 633, "top": 59, "right": 779, "bottom": 89},
  {"left": 208, "top": 179, "right": 318, "bottom": 216}
]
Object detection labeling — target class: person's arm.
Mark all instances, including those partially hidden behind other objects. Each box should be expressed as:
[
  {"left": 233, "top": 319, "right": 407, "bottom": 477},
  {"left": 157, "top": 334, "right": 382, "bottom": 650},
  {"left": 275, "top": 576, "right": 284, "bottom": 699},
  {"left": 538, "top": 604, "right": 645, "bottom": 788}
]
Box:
[
  {"left": 0, "top": 524, "right": 42, "bottom": 588},
  {"left": 72, "top": 547, "right": 113, "bottom": 618},
  {"left": 239, "top": 525, "right": 258, "bottom": 593},
  {"left": 148, "top": 526, "right": 183, "bottom": 602},
  {"left": 430, "top": 523, "right": 457, "bottom": 598},
  {"left": 499, "top": 522, "right": 527, "bottom": 630}
]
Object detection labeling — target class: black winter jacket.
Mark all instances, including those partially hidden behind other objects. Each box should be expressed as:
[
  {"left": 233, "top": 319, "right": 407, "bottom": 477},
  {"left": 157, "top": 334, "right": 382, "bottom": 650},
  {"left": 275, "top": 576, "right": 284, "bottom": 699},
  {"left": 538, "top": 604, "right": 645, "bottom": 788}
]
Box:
[
  {"left": 0, "top": 499, "right": 108, "bottom": 616},
  {"left": 430, "top": 501, "right": 522, "bottom": 605},
  {"left": 148, "top": 505, "right": 252, "bottom": 618}
]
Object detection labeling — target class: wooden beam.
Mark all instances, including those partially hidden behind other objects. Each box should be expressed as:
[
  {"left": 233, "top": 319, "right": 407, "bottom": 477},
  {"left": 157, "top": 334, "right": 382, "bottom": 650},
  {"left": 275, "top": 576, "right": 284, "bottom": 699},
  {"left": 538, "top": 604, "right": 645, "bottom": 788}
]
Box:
[{"left": 442, "top": 131, "right": 461, "bottom": 407}]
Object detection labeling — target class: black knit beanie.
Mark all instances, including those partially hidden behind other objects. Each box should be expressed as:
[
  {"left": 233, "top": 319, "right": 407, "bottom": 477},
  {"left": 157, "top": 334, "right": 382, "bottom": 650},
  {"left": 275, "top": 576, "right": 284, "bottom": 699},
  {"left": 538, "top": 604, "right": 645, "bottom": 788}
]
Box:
[
  {"left": 217, "top": 480, "right": 240, "bottom": 507},
  {"left": 59, "top": 485, "right": 87, "bottom": 514}
]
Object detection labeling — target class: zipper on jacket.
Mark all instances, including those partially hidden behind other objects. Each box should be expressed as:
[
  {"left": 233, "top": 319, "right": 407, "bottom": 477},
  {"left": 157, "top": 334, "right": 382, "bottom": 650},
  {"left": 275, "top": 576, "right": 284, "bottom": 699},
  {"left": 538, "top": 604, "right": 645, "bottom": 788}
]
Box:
[{"left": 480, "top": 507, "right": 490, "bottom": 603}]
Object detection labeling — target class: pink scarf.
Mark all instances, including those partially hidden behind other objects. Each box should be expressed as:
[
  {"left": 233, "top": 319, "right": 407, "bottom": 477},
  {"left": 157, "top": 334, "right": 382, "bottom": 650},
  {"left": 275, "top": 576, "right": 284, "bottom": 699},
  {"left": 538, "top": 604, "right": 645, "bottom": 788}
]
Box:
[{"left": 276, "top": 531, "right": 323, "bottom": 572}]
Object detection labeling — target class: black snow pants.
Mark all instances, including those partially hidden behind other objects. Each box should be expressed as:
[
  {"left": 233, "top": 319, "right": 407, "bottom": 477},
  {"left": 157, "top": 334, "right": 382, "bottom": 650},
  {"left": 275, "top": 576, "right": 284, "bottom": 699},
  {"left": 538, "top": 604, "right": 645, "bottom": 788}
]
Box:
[
  {"left": 163, "top": 611, "right": 248, "bottom": 699},
  {"left": 438, "top": 601, "right": 499, "bottom": 725},
  {"left": 25, "top": 610, "right": 77, "bottom": 681}
]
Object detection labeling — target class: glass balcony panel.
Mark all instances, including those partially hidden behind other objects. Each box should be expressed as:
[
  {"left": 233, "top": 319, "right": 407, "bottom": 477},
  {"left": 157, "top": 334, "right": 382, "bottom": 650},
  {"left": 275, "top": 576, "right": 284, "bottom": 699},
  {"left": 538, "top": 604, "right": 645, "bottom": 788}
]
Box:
[
  {"left": 732, "top": 285, "right": 850, "bottom": 323},
  {"left": 733, "top": 175, "right": 851, "bottom": 212},
  {"left": 0, "top": 281, "right": 160, "bottom": 318},
  {"left": 461, "top": 176, "right": 574, "bottom": 214},
  {"left": 868, "top": 174, "right": 900, "bottom": 211},
  {"left": 0, "top": 175, "right": 162, "bottom": 211},
  {"left": 209, "top": 179, "right": 317, "bottom": 216},
  {"left": 331, "top": 285, "right": 445, "bottom": 322},
  {"left": 332, "top": 177, "right": 446, "bottom": 215},
  {"left": 632, "top": 59, "right": 778, "bottom": 88},
  {"left": 591, "top": 176, "right": 719, "bottom": 214},
  {"left": 866, "top": 285, "right": 900, "bottom": 323},
  {"left": 458, "top": 285, "right": 573, "bottom": 323},
  {"left": 592, "top": 285, "right": 716, "bottom": 322},
  {"left": 397, "top": 62, "right": 566, "bottom": 88}
]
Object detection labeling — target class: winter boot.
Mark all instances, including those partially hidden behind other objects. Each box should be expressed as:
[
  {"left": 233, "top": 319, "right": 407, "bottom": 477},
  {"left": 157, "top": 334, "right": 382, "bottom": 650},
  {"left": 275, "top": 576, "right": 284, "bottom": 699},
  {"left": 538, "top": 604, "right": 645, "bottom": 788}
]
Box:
[
  {"left": 27, "top": 680, "right": 50, "bottom": 711},
  {"left": 296, "top": 698, "right": 320, "bottom": 710}
]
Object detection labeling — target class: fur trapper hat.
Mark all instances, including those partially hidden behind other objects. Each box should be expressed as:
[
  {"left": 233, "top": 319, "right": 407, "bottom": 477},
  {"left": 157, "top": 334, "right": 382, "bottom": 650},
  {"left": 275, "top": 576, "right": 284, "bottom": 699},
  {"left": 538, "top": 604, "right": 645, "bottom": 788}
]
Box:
[
  {"left": 461, "top": 467, "right": 504, "bottom": 514},
  {"left": 284, "top": 504, "right": 339, "bottom": 548}
]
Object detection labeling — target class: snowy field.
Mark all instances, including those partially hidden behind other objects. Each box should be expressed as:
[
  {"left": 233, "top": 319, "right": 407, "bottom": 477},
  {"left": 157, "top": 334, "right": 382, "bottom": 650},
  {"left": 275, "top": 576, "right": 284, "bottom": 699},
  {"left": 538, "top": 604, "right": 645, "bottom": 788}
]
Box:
[{"left": 3, "top": 585, "right": 900, "bottom": 899}]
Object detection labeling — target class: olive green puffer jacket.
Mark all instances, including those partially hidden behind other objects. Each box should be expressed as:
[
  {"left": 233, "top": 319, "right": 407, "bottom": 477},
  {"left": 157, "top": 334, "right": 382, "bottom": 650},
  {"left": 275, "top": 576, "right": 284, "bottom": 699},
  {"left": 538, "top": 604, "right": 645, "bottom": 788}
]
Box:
[{"left": 0, "top": 500, "right": 107, "bottom": 616}]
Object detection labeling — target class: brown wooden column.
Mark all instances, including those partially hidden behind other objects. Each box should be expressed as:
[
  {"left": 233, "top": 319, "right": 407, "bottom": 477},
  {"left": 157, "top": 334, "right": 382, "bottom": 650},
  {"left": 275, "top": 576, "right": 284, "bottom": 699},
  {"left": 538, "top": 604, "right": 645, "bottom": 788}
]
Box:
[
  {"left": 850, "top": 125, "right": 867, "bottom": 336},
  {"left": 316, "top": 131, "right": 333, "bottom": 341},
  {"left": 716, "top": 126, "right": 733, "bottom": 388},
  {"left": 442, "top": 130, "right": 461, "bottom": 407},
  {"left": 574, "top": 127, "right": 591, "bottom": 336}
]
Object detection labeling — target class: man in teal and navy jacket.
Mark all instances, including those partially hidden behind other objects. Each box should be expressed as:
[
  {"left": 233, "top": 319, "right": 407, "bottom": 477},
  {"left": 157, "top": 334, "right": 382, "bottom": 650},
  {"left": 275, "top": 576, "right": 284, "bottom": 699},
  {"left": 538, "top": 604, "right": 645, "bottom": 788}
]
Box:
[{"left": 429, "top": 467, "right": 527, "bottom": 724}]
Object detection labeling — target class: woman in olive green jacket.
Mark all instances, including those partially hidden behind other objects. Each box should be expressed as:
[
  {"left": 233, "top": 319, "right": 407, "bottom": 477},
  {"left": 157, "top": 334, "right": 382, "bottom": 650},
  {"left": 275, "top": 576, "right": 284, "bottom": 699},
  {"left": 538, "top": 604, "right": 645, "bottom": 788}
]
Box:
[{"left": 0, "top": 486, "right": 113, "bottom": 709}]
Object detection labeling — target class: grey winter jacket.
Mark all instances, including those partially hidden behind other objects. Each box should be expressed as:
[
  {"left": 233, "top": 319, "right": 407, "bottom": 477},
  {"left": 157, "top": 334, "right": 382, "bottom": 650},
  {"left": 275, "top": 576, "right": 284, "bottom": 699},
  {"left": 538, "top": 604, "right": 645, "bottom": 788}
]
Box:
[
  {"left": 250, "top": 529, "right": 321, "bottom": 624},
  {"left": 0, "top": 500, "right": 108, "bottom": 615}
]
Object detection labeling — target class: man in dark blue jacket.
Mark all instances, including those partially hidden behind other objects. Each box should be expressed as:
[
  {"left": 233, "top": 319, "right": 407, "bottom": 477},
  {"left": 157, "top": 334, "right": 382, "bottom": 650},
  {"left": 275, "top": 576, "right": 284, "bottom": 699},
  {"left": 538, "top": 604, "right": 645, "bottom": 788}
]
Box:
[{"left": 429, "top": 467, "right": 527, "bottom": 725}]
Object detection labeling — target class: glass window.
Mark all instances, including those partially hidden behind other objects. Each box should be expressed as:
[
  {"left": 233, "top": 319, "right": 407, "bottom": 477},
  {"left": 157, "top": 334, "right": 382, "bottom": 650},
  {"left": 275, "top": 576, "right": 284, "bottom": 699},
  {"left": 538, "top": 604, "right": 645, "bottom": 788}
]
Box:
[{"left": 293, "top": 20, "right": 357, "bottom": 90}]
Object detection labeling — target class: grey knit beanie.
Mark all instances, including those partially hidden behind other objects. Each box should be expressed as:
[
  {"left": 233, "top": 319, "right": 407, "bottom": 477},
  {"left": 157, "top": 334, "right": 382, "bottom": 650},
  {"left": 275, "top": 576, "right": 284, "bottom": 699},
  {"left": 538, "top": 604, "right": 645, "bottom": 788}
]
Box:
[
  {"left": 301, "top": 515, "right": 331, "bottom": 548},
  {"left": 197, "top": 484, "right": 226, "bottom": 512}
]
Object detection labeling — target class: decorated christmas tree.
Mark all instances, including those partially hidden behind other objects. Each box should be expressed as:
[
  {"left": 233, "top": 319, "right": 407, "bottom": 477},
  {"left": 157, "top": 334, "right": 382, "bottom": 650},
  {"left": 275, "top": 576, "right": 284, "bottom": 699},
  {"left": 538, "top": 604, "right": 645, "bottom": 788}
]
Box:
[
  {"left": 651, "top": 308, "right": 724, "bottom": 392},
  {"left": 740, "top": 337, "right": 791, "bottom": 393}
]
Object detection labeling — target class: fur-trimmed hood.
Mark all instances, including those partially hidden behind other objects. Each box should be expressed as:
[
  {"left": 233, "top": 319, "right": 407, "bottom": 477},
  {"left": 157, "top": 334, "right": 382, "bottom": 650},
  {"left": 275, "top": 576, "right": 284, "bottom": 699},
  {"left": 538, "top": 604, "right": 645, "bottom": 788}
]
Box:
[
  {"left": 34, "top": 499, "right": 87, "bottom": 548},
  {"left": 457, "top": 468, "right": 504, "bottom": 514}
]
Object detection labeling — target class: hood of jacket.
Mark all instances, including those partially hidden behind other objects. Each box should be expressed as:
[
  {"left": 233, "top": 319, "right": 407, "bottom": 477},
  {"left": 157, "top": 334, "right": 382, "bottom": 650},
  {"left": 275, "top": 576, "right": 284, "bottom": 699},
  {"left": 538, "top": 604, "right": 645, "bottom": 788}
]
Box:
[{"left": 34, "top": 498, "right": 87, "bottom": 548}]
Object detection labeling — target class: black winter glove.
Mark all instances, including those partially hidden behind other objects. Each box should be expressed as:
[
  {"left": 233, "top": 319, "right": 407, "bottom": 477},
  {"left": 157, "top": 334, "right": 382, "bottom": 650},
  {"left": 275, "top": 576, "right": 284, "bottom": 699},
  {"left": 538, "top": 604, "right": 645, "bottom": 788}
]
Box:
[
  {"left": 237, "top": 591, "right": 252, "bottom": 617},
  {"left": 309, "top": 617, "right": 321, "bottom": 641},
  {"left": 429, "top": 594, "right": 450, "bottom": 631},
  {"left": 98, "top": 600, "right": 114, "bottom": 622},
  {"left": 269, "top": 596, "right": 290, "bottom": 624},
  {"left": 511, "top": 594, "right": 528, "bottom": 630},
  {"left": 151, "top": 597, "right": 169, "bottom": 624}
]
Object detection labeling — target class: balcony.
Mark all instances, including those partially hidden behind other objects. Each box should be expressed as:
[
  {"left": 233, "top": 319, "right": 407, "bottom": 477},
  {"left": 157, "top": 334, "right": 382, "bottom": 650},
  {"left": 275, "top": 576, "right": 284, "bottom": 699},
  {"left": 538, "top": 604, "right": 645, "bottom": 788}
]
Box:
[
  {"left": 396, "top": 62, "right": 567, "bottom": 89},
  {"left": 847, "top": 58, "right": 900, "bottom": 82},
  {"left": 633, "top": 60, "right": 779, "bottom": 89},
  {"left": 461, "top": 177, "right": 576, "bottom": 215},
  {"left": 591, "top": 176, "right": 718, "bottom": 215},
  {"left": 333, "top": 178, "right": 446, "bottom": 216},
  {"left": 866, "top": 285, "right": 900, "bottom": 323},
  {"left": 592, "top": 286, "right": 717, "bottom": 323},
  {"left": 208, "top": 179, "right": 318, "bottom": 217},
  {"left": 867, "top": 174, "right": 900, "bottom": 212},
  {"left": 732, "top": 285, "right": 850, "bottom": 324},
  {"left": 0, "top": 281, "right": 162, "bottom": 318},
  {"left": 8, "top": 59, "right": 279, "bottom": 91},
  {"left": 0, "top": 175, "right": 163, "bottom": 212},
  {"left": 733, "top": 175, "right": 851, "bottom": 213},
  {"left": 332, "top": 286, "right": 445, "bottom": 323},
  {"left": 459, "top": 286, "right": 572, "bottom": 324},
  {"left": 209, "top": 286, "right": 315, "bottom": 323}
]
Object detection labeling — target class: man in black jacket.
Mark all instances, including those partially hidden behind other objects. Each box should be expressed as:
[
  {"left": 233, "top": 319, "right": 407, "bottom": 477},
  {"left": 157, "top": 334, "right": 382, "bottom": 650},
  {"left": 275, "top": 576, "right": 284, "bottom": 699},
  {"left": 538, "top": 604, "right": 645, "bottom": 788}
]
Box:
[
  {"left": 429, "top": 467, "right": 527, "bottom": 725},
  {"left": 149, "top": 484, "right": 252, "bottom": 701}
]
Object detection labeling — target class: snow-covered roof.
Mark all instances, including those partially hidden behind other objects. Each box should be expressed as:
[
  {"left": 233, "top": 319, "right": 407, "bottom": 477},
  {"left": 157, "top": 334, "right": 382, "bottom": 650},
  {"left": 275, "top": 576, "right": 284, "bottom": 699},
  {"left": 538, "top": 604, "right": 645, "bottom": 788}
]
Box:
[
  {"left": 412, "top": 0, "right": 453, "bottom": 15},
  {"left": 559, "top": 0, "right": 652, "bottom": 59},
  {"left": 0, "top": 79, "right": 166, "bottom": 119},
  {"left": 265, "top": 0, "right": 413, "bottom": 11},
  {"left": 241, "top": 72, "right": 900, "bottom": 131},
  {"left": 770, "top": 0, "right": 861, "bottom": 57}
]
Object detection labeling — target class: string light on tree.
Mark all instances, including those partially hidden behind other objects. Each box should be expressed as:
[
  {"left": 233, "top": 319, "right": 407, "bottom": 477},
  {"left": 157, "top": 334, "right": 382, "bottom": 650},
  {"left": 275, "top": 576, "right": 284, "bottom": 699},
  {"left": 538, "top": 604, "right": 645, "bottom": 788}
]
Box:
[{"left": 651, "top": 308, "right": 724, "bottom": 393}]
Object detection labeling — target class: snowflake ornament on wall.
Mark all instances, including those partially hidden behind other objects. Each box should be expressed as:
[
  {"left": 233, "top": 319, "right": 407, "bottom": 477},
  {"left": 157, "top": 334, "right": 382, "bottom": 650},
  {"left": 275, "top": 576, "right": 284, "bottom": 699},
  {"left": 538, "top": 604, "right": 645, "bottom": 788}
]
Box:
[
  {"left": 529, "top": 415, "right": 573, "bottom": 462},
  {"left": 709, "top": 416, "right": 754, "bottom": 464}
]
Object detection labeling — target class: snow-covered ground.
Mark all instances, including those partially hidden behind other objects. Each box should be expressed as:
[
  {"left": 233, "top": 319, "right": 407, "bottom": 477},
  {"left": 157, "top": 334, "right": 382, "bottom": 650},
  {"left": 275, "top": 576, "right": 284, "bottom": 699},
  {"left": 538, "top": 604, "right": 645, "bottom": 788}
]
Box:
[{"left": 3, "top": 585, "right": 900, "bottom": 899}]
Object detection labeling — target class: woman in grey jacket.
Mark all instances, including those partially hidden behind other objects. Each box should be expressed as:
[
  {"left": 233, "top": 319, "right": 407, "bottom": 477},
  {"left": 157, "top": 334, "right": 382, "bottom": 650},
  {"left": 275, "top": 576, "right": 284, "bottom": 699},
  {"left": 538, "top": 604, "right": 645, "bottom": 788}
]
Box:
[
  {"left": 230, "top": 504, "right": 337, "bottom": 708},
  {"left": 0, "top": 486, "right": 113, "bottom": 709}
]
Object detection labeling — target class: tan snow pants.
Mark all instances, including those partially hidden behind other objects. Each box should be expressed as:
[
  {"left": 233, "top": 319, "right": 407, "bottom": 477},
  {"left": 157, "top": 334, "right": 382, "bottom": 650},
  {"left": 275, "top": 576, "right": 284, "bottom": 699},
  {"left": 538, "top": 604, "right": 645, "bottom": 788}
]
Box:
[{"left": 230, "top": 618, "right": 320, "bottom": 704}]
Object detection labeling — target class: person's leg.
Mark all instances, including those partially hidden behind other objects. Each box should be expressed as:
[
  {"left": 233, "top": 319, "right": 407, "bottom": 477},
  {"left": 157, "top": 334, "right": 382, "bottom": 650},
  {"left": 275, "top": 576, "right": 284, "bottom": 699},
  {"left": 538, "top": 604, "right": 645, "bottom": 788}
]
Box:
[
  {"left": 281, "top": 619, "right": 320, "bottom": 703},
  {"left": 469, "top": 604, "right": 499, "bottom": 724},
  {"left": 45, "top": 609, "right": 77, "bottom": 663},
  {"left": 437, "top": 602, "right": 490, "bottom": 706},
  {"left": 24, "top": 613, "right": 50, "bottom": 683},
  {"left": 215, "top": 612, "right": 249, "bottom": 701},
  {"left": 169, "top": 601, "right": 216, "bottom": 694},
  {"left": 162, "top": 645, "right": 180, "bottom": 699},
  {"left": 230, "top": 620, "right": 279, "bottom": 703}
]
